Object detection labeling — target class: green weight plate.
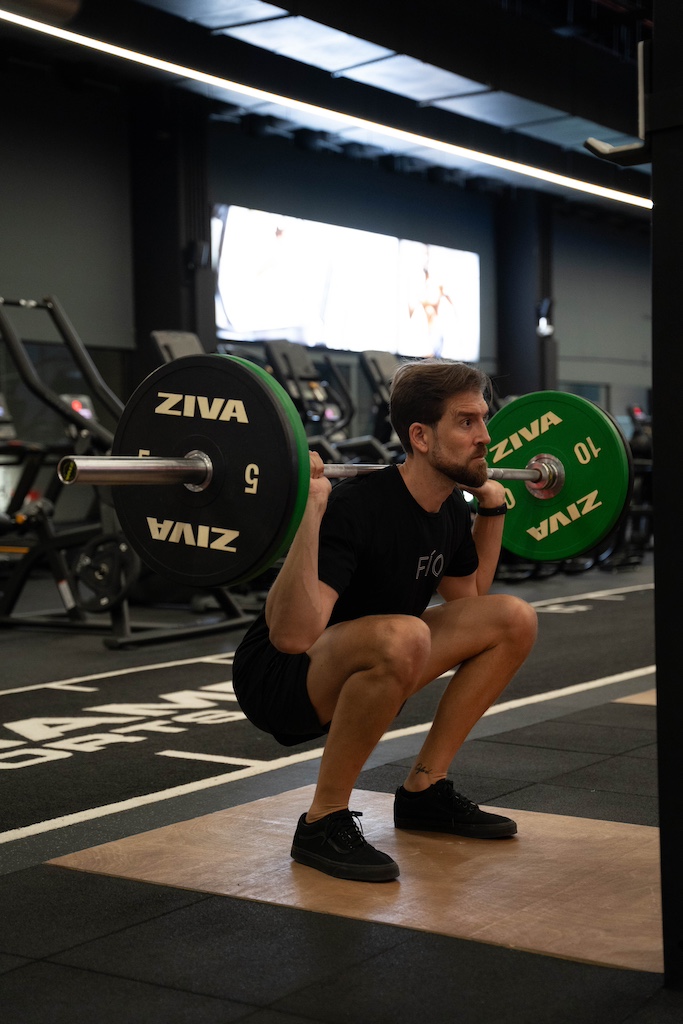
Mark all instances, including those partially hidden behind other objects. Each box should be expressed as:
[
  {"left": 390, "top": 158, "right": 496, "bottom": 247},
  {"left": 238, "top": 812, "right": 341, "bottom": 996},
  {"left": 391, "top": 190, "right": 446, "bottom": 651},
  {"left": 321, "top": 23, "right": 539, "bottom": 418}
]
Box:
[
  {"left": 111, "top": 354, "right": 310, "bottom": 588},
  {"left": 226, "top": 355, "right": 311, "bottom": 566},
  {"left": 487, "top": 391, "right": 633, "bottom": 562}
]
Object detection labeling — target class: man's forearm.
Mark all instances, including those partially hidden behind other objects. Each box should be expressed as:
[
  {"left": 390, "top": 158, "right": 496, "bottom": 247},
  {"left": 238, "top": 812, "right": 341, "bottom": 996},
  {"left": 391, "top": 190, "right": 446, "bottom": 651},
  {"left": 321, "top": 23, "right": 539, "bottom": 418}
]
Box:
[{"left": 471, "top": 513, "right": 505, "bottom": 595}]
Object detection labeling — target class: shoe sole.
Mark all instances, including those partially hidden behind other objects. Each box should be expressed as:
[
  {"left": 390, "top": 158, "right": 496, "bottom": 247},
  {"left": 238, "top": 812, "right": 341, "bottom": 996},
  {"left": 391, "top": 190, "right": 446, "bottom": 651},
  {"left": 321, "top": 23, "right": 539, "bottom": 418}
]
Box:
[
  {"left": 394, "top": 817, "right": 517, "bottom": 839},
  {"left": 291, "top": 845, "right": 400, "bottom": 881}
]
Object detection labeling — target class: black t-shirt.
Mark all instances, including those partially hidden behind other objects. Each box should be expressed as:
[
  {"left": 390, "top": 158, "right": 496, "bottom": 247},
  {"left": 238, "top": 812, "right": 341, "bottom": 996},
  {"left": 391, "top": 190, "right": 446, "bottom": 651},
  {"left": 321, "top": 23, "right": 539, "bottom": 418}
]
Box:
[{"left": 318, "top": 465, "right": 478, "bottom": 623}]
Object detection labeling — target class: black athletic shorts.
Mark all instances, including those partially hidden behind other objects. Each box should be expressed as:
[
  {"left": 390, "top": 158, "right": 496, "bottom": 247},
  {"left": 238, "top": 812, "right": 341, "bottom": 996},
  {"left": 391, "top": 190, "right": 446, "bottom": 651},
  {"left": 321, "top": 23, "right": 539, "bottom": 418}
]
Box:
[{"left": 232, "top": 613, "right": 330, "bottom": 747}]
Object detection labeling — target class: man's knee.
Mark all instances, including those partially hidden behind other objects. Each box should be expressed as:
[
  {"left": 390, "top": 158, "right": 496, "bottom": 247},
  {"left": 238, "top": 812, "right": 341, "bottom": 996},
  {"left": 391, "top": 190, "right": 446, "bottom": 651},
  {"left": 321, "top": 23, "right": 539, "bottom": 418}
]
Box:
[
  {"left": 365, "top": 615, "right": 432, "bottom": 689},
  {"left": 339, "top": 614, "right": 430, "bottom": 704},
  {"left": 497, "top": 595, "right": 538, "bottom": 652}
]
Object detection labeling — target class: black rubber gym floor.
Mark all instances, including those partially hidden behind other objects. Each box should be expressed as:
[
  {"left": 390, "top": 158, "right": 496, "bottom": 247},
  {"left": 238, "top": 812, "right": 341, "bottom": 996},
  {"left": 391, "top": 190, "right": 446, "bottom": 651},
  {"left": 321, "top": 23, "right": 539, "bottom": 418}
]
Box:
[
  {"left": 0, "top": 572, "right": 654, "bottom": 847},
  {"left": 1, "top": 556, "right": 679, "bottom": 1023}
]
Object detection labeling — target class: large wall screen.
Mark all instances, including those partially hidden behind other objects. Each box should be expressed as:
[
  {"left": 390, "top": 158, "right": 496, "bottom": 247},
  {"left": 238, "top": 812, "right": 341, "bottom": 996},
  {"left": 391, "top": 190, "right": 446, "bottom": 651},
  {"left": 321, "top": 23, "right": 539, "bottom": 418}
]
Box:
[{"left": 213, "top": 204, "right": 480, "bottom": 361}]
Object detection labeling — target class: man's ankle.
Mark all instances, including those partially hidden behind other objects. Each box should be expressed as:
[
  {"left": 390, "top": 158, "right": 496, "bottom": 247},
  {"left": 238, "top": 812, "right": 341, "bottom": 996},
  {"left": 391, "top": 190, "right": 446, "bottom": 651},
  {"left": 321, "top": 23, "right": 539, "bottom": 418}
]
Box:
[
  {"left": 305, "top": 805, "right": 348, "bottom": 824},
  {"left": 402, "top": 771, "right": 447, "bottom": 794}
]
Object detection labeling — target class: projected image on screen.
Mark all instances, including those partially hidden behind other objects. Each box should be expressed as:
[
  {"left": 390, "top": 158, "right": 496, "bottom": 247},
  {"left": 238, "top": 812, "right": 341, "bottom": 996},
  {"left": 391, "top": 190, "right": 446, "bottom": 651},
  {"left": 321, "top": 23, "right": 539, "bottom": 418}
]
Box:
[{"left": 213, "top": 205, "right": 480, "bottom": 360}]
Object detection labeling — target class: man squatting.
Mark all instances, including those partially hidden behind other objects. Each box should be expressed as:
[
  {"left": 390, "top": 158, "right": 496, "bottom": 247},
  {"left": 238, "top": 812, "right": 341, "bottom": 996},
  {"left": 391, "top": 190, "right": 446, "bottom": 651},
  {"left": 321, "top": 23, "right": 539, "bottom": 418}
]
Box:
[{"left": 233, "top": 358, "right": 538, "bottom": 881}]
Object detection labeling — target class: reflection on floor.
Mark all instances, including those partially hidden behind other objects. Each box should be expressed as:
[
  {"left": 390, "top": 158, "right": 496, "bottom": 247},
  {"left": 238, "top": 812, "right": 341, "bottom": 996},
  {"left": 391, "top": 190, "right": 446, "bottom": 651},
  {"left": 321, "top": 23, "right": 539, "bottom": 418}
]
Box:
[
  {"left": 51, "top": 784, "right": 662, "bottom": 974},
  {"left": 615, "top": 690, "right": 657, "bottom": 705}
]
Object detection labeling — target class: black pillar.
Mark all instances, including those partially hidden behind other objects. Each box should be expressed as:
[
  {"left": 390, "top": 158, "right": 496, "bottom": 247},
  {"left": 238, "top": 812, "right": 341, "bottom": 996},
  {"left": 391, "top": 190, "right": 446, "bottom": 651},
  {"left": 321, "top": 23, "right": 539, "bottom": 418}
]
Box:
[
  {"left": 651, "top": 0, "right": 683, "bottom": 990},
  {"left": 495, "top": 190, "right": 554, "bottom": 398},
  {"left": 129, "top": 87, "right": 214, "bottom": 383}
]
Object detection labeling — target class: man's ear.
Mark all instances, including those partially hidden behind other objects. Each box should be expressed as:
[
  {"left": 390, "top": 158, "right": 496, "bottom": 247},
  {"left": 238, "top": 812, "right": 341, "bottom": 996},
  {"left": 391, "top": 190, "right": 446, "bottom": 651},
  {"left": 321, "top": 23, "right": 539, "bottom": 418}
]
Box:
[{"left": 409, "top": 421, "right": 431, "bottom": 454}]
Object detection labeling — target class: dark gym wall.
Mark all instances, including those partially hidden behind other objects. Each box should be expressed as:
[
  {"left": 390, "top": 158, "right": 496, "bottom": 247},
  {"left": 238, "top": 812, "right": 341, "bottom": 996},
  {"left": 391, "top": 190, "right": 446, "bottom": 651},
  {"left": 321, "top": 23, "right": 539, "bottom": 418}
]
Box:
[
  {"left": 0, "top": 54, "right": 652, "bottom": 417},
  {"left": 552, "top": 212, "right": 651, "bottom": 414},
  {"left": 0, "top": 63, "right": 135, "bottom": 353}
]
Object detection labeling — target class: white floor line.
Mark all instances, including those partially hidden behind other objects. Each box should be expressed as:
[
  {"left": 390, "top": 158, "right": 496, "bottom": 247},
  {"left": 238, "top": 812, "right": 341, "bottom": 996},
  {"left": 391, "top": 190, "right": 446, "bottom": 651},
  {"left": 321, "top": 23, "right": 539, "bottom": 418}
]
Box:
[
  {"left": 0, "top": 654, "right": 234, "bottom": 698},
  {"left": 382, "top": 665, "right": 656, "bottom": 740},
  {"left": 529, "top": 582, "right": 653, "bottom": 608},
  {"left": 0, "top": 583, "right": 652, "bottom": 699},
  {"left": 157, "top": 751, "right": 268, "bottom": 766},
  {"left": 0, "top": 663, "right": 656, "bottom": 846}
]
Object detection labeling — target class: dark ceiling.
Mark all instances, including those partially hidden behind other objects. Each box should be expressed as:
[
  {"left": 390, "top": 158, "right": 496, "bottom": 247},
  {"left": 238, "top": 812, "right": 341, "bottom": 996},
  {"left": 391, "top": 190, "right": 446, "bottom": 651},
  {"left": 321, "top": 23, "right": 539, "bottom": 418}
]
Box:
[{"left": 0, "top": 0, "right": 654, "bottom": 210}]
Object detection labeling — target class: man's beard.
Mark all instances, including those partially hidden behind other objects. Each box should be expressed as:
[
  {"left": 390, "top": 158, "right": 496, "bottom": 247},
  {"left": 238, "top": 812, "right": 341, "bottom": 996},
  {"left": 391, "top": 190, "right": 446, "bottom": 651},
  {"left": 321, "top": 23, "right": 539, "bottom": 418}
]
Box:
[{"left": 429, "top": 445, "right": 489, "bottom": 489}]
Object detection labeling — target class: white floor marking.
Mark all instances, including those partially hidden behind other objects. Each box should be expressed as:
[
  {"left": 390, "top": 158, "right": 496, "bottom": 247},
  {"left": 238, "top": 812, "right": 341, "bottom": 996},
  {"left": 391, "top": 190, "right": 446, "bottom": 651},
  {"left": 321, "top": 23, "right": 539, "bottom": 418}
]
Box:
[
  {"left": 157, "top": 751, "right": 268, "bottom": 766},
  {"left": 0, "top": 654, "right": 235, "bottom": 698},
  {"left": 0, "top": 747, "right": 328, "bottom": 844},
  {"left": 0, "top": 663, "right": 656, "bottom": 846},
  {"left": 529, "top": 582, "right": 653, "bottom": 608},
  {"left": 383, "top": 665, "right": 656, "bottom": 740},
  {"left": 0, "top": 583, "right": 652, "bottom": 700}
]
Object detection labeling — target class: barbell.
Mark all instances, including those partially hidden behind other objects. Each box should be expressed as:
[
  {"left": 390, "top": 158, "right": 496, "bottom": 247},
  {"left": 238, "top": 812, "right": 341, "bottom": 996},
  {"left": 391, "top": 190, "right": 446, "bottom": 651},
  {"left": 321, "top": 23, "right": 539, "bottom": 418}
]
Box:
[
  {"left": 59, "top": 452, "right": 563, "bottom": 488},
  {"left": 57, "top": 354, "right": 633, "bottom": 587}
]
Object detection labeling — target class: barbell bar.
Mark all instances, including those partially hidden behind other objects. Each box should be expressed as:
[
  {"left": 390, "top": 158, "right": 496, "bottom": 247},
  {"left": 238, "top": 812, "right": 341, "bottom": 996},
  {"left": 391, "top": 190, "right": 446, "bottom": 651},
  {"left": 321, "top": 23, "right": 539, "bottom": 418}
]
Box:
[
  {"left": 54, "top": 353, "right": 633, "bottom": 587},
  {"left": 58, "top": 452, "right": 561, "bottom": 489}
]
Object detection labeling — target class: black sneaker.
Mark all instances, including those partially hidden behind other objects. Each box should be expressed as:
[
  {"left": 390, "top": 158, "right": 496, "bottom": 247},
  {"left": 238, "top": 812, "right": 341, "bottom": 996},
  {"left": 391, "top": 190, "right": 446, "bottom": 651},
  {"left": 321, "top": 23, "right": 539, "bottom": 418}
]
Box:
[
  {"left": 394, "top": 779, "right": 517, "bottom": 838},
  {"left": 291, "top": 809, "right": 400, "bottom": 881}
]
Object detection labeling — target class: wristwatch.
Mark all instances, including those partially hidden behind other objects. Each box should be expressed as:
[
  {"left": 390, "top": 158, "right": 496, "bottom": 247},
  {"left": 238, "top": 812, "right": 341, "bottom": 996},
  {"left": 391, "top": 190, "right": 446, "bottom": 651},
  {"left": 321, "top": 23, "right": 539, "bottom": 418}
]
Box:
[{"left": 476, "top": 502, "right": 508, "bottom": 517}]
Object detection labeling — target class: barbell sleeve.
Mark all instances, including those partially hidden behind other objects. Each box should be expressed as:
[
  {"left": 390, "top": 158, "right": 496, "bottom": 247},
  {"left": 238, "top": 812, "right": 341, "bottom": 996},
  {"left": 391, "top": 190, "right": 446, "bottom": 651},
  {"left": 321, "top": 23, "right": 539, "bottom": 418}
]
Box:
[
  {"left": 58, "top": 453, "right": 213, "bottom": 487},
  {"left": 487, "top": 466, "right": 545, "bottom": 481},
  {"left": 58, "top": 453, "right": 549, "bottom": 488}
]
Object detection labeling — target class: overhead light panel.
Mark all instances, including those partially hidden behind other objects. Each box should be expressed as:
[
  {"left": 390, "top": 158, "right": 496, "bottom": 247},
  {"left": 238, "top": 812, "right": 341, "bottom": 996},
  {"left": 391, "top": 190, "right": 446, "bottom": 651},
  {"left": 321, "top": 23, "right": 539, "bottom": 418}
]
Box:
[{"left": 0, "top": 7, "right": 653, "bottom": 211}]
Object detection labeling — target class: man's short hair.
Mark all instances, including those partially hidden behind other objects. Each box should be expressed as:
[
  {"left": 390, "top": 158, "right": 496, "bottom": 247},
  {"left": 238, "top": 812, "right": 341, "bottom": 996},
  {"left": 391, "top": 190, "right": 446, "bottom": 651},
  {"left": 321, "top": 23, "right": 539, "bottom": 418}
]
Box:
[{"left": 389, "top": 359, "right": 492, "bottom": 454}]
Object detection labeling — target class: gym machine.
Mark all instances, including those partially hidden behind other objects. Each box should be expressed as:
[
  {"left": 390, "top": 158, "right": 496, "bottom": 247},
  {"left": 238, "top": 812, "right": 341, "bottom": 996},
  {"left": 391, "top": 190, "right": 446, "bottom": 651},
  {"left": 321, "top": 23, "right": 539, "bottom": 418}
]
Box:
[{"left": 0, "top": 297, "right": 254, "bottom": 647}]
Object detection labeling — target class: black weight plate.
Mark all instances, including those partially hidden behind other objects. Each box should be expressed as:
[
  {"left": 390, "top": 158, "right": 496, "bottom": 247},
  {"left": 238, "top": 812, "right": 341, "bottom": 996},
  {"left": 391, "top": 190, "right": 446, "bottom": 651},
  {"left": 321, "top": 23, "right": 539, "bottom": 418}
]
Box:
[
  {"left": 72, "top": 534, "right": 141, "bottom": 613},
  {"left": 111, "top": 354, "right": 309, "bottom": 588}
]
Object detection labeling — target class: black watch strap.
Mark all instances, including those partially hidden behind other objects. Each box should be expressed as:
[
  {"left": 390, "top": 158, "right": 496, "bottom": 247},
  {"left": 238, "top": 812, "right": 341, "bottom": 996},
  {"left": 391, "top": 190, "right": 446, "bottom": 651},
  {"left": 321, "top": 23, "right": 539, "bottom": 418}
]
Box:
[{"left": 476, "top": 502, "right": 508, "bottom": 517}]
